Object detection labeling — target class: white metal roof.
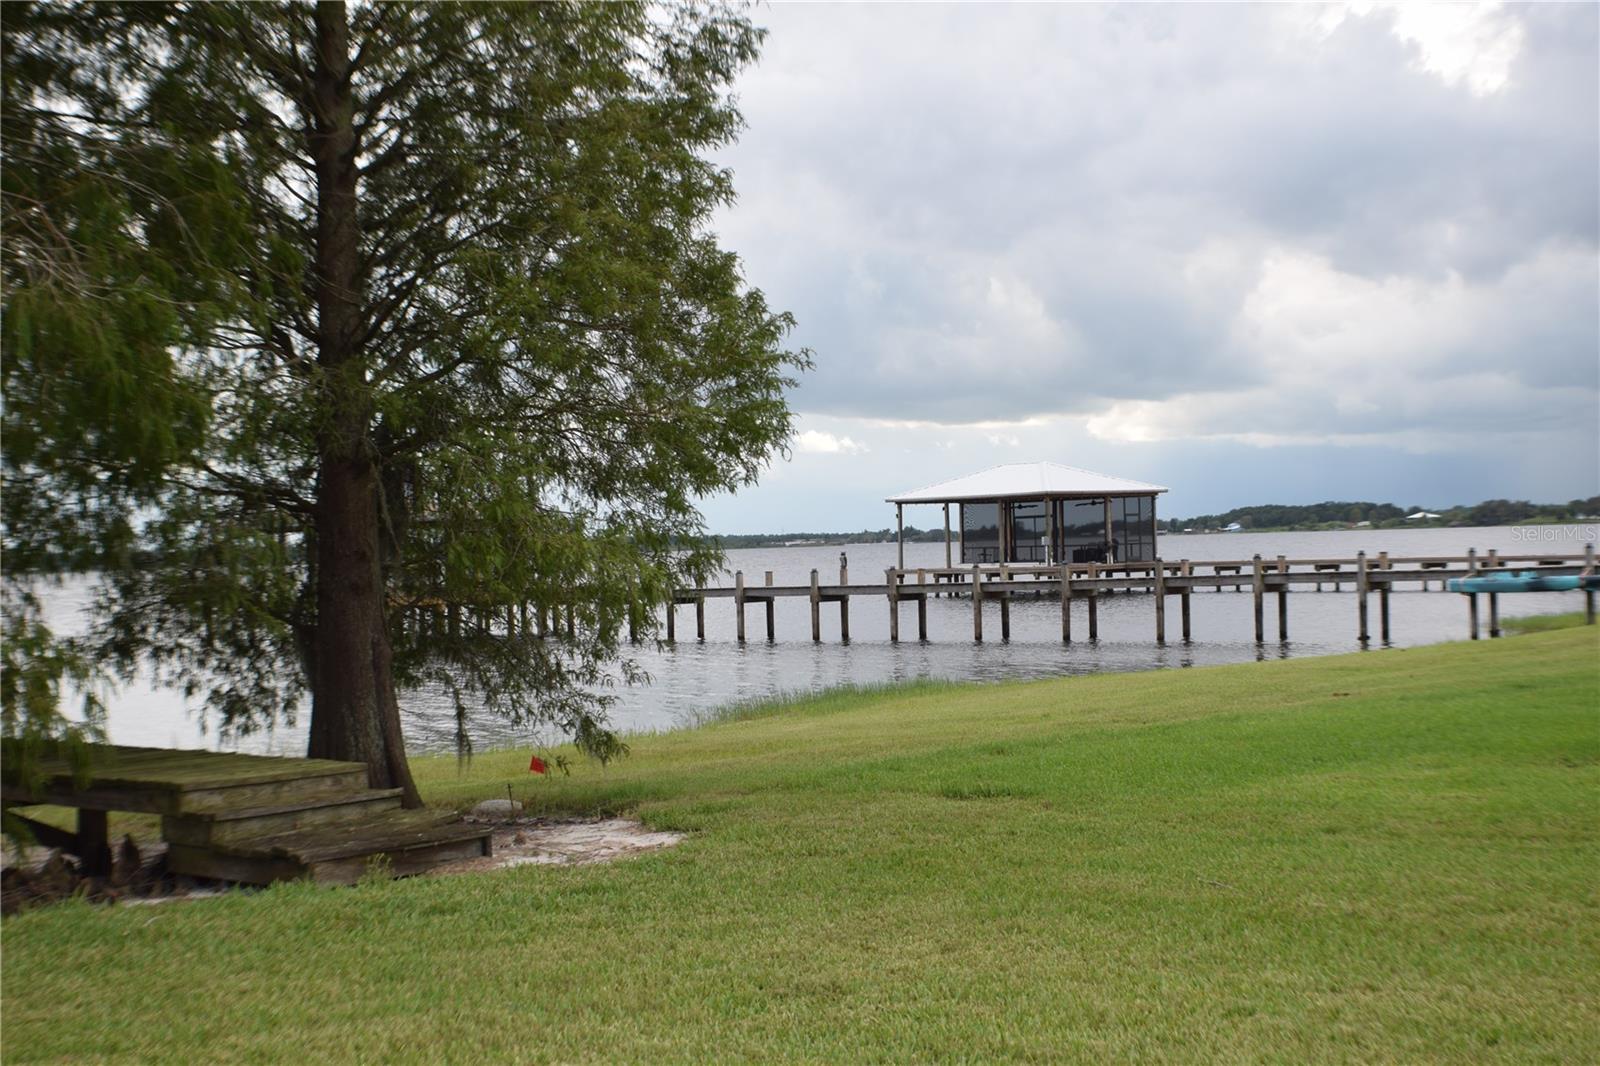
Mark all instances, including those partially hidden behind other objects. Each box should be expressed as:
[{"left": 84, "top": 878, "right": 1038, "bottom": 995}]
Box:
[{"left": 887, "top": 461, "right": 1168, "bottom": 504}]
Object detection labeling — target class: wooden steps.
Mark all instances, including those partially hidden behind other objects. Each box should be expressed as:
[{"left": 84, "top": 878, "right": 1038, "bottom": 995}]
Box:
[
  {"left": 3, "top": 743, "right": 492, "bottom": 887},
  {"left": 167, "top": 809, "right": 493, "bottom": 886},
  {"left": 161, "top": 788, "right": 406, "bottom": 847}
]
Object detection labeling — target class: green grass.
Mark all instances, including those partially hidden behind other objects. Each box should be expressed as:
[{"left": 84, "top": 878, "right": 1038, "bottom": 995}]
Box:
[
  {"left": 4, "top": 628, "right": 1598, "bottom": 1063},
  {"left": 1502, "top": 611, "right": 1591, "bottom": 635}
]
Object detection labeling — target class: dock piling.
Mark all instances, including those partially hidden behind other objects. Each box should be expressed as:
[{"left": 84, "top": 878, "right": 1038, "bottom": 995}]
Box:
[
  {"left": 1180, "top": 560, "right": 1192, "bottom": 642},
  {"left": 839, "top": 559, "right": 850, "bottom": 643},
  {"left": 810, "top": 569, "right": 821, "bottom": 642},
  {"left": 695, "top": 595, "right": 705, "bottom": 642},
  {"left": 972, "top": 565, "right": 983, "bottom": 643},
  {"left": 765, "top": 571, "right": 776, "bottom": 642},
  {"left": 1467, "top": 548, "right": 1479, "bottom": 640},
  {"left": 1252, "top": 555, "right": 1265, "bottom": 644},
  {"left": 1061, "top": 565, "right": 1072, "bottom": 643},
  {"left": 735, "top": 570, "right": 746, "bottom": 644},
  {"left": 1486, "top": 550, "right": 1500, "bottom": 638},
  {"left": 1154, "top": 559, "right": 1166, "bottom": 643},
  {"left": 1356, "top": 551, "right": 1369, "bottom": 644},
  {"left": 887, "top": 568, "right": 900, "bottom": 643},
  {"left": 917, "top": 569, "right": 928, "bottom": 640},
  {"left": 1378, "top": 551, "right": 1391, "bottom": 644},
  {"left": 1276, "top": 555, "right": 1289, "bottom": 642},
  {"left": 1086, "top": 561, "right": 1099, "bottom": 640}
]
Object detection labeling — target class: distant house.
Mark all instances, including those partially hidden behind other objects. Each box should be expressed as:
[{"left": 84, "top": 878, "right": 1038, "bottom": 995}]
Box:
[
  {"left": 1406, "top": 511, "right": 1442, "bottom": 521},
  {"left": 886, "top": 461, "right": 1167, "bottom": 568}
]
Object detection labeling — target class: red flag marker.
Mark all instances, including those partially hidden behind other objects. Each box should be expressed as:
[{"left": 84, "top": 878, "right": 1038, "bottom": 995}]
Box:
[{"left": 528, "top": 754, "right": 547, "bottom": 774}]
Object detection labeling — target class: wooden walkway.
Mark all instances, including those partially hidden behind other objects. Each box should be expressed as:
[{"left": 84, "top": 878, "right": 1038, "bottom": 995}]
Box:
[
  {"left": 664, "top": 547, "right": 1596, "bottom": 645},
  {"left": 1, "top": 745, "right": 490, "bottom": 885}
]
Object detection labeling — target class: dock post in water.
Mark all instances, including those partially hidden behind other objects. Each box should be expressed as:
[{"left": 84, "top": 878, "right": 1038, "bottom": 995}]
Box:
[
  {"left": 1276, "top": 555, "right": 1289, "bottom": 642},
  {"left": 839, "top": 559, "right": 850, "bottom": 643},
  {"left": 1153, "top": 559, "right": 1166, "bottom": 643},
  {"left": 735, "top": 571, "right": 746, "bottom": 644},
  {"left": 998, "top": 564, "right": 1011, "bottom": 641},
  {"left": 1466, "top": 548, "right": 1479, "bottom": 640},
  {"left": 1060, "top": 565, "right": 1071, "bottom": 643},
  {"left": 971, "top": 564, "right": 984, "bottom": 643},
  {"left": 1086, "top": 561, "right": 1099, "bottom": 640},
  {"left": 1378, "top": 551, "right": 1391, "bottom": 644},
  {"left": 810, "top": 569, "right": 821, "bottom": 642},
  {"left": 665, "top": 600, "right": 676, "bottom": 643},
  {"left": 1180, "top": 560, "right": 1192, "bottom": 642},
  {"left": 1356, "top": 551, "right": 1370, "bottom": 644},
  {"left": 695, "top": 594, "right": 706, "bottom": 642},
  {"left": 1252, "top": 555, "right": 1265, "bottom": 643},
  {"left": 765, "top": 571, "right": 776, "bottom": 643},
  {"left": 887, "top": 568, "right": 900, "bottom": 643},
  {"left": 1486, "top": 549, "right": 1501, "bottom": 638},
  {"left": 917, "top": 570, "right": 928, "bottom": 640}
]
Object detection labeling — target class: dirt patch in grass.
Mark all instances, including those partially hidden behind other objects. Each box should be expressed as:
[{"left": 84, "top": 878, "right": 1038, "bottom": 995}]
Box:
[{"left": 429, "top": 816, "right": 685, "bottom": 876}]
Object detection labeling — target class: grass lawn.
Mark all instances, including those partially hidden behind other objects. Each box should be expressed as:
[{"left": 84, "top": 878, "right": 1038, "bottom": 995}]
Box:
[
  {"left": 1502, "top": 611, "right": 1592, "bottom": 635},
  {"left": 3, "top": 627, "right": 1597, "bottom": 1063}
]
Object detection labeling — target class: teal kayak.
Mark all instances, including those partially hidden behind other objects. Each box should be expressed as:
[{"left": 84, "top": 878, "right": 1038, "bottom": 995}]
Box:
[{"left": 1446, "top": 571, "right": 1599, "bottom": 594}]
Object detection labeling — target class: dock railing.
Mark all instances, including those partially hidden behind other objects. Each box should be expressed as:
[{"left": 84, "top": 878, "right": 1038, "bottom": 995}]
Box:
[{"left": 662, "top": 548, "right": 1594, "bottom": 645}]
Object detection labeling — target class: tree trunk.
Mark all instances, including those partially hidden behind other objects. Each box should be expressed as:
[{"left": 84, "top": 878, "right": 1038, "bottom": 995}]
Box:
[{"left": 305, "top": 1, "right": 421, "bottom": 807}]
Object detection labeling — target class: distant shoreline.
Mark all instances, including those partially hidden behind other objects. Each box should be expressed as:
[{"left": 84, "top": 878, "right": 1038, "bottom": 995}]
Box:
[{"left": 710, "top": 499, "right": 1599, "bottom": 549}]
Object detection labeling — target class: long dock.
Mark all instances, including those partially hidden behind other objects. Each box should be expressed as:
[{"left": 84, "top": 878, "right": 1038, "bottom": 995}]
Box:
[{"left": 663, "top": 547, "right": 1596, "bottom": 645}]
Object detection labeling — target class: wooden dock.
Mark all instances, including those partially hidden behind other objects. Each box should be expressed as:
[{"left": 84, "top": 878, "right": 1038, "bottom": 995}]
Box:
[
  {"left": 2, "top": 745, "right": 491, "bottom": 885},
  {"left": 663, "top": 547, "right": 1596, "bottom": 645}
]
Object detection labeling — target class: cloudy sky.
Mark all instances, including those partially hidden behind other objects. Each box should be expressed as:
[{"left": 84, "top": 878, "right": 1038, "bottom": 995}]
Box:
[{"left": 699, "top": 2, "right": 1598, "bottom": 532}]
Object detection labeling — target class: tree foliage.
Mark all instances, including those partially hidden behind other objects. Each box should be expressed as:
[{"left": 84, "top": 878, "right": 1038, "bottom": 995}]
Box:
[{"left": 2, "top": 1, "right": 807, "bottom": 792}]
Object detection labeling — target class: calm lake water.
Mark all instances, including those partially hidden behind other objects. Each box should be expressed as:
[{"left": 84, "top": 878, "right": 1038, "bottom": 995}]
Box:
[{"left": 32, "top": 523, "right": 1596, "bottom": 756}]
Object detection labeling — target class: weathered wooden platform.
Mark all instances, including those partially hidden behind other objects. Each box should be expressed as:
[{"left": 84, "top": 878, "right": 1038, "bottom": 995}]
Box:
[
  {"left": 659, "top": 547, "right": 1597, "bottom": 645},
  {"left": 2, "top": 744, "right": 490, "bottom": 886}
]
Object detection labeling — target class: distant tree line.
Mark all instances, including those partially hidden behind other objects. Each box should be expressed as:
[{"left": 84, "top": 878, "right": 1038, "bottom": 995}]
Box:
[
  {"left": 704, "top": 497, "right": 1600, "bottom": 546},
  {"left": 713, "top": 526, "right": 948, "bottom": 549},
  {"left": 1164, "top": 497, "right": 1600, "bottom": 533}
]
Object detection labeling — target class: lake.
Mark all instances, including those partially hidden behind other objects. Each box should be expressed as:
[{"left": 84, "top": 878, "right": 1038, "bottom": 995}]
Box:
[{"left": 31, "top": 523, "right": 1595, "bottom": 756}]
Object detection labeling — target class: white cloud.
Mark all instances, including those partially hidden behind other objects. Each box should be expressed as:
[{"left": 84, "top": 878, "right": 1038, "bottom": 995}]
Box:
[
  {"left": 795, "top": 429, "right": 866, "bottom": 455},
  {"left": 1375, "top": 1, "right": 1526, "bottom": 96},
  {"left": 1311, "top": 3, "right": 1527, "bottom": 96}
]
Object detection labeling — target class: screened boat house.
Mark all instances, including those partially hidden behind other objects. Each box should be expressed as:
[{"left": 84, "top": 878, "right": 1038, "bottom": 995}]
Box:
[{"left": 887, "top": 462, "right": 1168, "bottom": 568}]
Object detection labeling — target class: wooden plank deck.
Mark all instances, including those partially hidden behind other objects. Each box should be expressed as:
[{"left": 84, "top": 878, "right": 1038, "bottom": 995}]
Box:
[
  {"left": 2, "top": 744, "right": 491, "bottom": 886},
  {"left": 2, "top": 744, "right": 368, "bottom": 814},
  {"left": 653, "top": 548, "right": 1595, "bottom": 646}
]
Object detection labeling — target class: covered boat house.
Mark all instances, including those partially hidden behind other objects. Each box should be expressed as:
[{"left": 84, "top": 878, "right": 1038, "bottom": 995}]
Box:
[{"left": 887, "top": 461, "right": 1168, "bottom": 569}]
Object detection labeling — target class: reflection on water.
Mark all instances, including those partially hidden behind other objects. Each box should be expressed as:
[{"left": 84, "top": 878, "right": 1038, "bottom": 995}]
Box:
[{"left": 27, "top": 524, "right": 1594, "bottom": 756}]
